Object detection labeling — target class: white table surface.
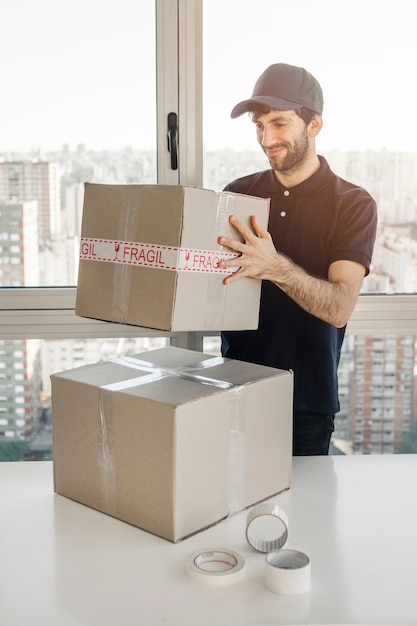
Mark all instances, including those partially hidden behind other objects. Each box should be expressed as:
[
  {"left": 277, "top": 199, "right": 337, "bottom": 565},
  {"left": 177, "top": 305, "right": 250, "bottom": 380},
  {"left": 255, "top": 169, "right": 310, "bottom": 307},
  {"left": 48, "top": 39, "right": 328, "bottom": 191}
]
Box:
[{"left": 1, "top": 455, "right": 416, "bottom": 626}]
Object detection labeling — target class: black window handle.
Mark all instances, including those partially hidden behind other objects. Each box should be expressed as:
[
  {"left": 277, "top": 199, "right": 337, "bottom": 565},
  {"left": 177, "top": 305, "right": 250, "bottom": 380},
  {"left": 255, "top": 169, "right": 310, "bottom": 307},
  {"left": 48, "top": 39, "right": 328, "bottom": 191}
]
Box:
[{"left": 167, "top": 112, "right": 178, "bottom": 170}]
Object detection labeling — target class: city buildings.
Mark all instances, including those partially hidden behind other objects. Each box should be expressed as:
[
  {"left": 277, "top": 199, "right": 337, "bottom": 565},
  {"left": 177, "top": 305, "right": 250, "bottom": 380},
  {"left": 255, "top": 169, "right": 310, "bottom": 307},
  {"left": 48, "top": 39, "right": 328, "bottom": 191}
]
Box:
[
  {"left": 351, "top": 334, "right": 414, "bottom": 454},
  {"left": 0, "top": 161, "right": 61, "bottom": 245},
  {"left": 335, "top": 333, "right": 415, "bottom": 454},
  {"left": 0, "top": 198, "right": 42, "bottom": 444}
]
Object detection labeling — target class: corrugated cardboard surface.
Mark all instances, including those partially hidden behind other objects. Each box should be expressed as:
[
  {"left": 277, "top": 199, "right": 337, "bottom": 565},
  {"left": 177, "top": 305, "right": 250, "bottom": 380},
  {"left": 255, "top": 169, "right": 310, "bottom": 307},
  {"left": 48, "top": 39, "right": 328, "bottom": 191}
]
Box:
[
  {"left": 52, "top": 347, "right": 293, "bottom": 542},
  {"left": 75, "top": 184, "right": 270, "bottom": 331}
]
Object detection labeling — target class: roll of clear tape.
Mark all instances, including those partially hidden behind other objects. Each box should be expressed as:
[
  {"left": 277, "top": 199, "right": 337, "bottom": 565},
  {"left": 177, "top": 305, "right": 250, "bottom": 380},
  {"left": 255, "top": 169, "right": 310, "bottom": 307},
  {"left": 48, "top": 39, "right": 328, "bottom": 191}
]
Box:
[
  {"left": 185, "top": 549, "right": 246, "bottom": 586},
  {"left": 246, "top": 503, "right": 289, "bottom": 553},
  {"left": 265, "top": 549, "right": 311, "bottom": 595}
]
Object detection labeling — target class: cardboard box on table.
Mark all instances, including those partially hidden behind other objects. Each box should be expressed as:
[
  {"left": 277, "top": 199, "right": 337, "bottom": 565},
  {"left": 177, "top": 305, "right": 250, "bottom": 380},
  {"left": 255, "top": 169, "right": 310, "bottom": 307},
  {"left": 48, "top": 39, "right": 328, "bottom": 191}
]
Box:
[
  {"left": 75, "top": 183, "right": 270, "bottom": 331},
  {"left": 51, "top": 346, "right": 293, "bottom": 542}
]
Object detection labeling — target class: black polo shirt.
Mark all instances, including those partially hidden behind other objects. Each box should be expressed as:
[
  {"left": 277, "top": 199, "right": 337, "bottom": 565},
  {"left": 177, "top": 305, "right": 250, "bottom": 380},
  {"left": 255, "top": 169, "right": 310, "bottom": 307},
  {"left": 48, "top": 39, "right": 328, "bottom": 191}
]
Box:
[{"left": 221, "top": 156, "right": 377, "bottom": 413}]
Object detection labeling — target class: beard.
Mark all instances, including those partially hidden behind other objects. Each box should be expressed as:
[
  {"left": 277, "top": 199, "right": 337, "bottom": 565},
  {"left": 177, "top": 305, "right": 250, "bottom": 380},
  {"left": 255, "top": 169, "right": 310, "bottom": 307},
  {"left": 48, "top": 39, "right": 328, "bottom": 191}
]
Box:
[{"left": 264, "top": 127, "right": 310, "bottom": 174}]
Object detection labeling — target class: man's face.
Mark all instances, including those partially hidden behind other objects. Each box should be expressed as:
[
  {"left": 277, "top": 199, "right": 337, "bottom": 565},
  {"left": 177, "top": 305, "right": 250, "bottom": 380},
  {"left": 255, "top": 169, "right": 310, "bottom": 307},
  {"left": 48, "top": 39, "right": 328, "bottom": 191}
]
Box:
[{"left": 252, "top": 109, "right": 311, "bottom": 173}]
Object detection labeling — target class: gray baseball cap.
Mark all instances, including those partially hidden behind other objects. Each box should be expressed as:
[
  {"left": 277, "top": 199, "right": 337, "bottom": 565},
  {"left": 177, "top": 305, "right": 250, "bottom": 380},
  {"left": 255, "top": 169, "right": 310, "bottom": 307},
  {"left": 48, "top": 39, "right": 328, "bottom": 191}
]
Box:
[{"left": 230, "top": 63, "right": 324, "bottom": 118}]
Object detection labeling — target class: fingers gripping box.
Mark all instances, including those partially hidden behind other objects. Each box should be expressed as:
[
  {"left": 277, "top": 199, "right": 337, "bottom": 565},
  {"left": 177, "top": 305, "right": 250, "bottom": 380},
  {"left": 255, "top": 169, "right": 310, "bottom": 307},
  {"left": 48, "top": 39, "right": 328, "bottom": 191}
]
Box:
[
  {"left": 75, "top": 183, "right": 270, "bottom": 331},
  {"left": 51, "top": 346, "right": 293, "bottom": 542}
]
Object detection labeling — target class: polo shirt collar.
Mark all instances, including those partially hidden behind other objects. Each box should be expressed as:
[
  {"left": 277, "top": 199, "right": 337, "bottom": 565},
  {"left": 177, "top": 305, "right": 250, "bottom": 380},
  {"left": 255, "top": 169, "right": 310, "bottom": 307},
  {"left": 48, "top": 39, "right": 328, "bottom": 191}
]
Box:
[{"left": 261, "top": 155, "right": 331, "bottom": 195}]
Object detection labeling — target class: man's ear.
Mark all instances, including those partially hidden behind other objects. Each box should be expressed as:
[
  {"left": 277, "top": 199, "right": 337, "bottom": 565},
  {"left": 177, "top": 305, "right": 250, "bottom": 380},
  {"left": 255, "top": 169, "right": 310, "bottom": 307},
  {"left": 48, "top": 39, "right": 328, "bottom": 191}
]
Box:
[{"left": 309, "top": 114, "right": 323, "bottom": 137}]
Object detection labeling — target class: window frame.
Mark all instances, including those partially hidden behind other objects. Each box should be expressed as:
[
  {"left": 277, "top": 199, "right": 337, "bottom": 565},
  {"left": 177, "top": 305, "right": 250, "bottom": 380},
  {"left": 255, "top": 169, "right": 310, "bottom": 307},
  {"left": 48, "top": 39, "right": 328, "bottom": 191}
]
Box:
[{"left": 0, "top": 289, "right": 416, "bottom": 347}]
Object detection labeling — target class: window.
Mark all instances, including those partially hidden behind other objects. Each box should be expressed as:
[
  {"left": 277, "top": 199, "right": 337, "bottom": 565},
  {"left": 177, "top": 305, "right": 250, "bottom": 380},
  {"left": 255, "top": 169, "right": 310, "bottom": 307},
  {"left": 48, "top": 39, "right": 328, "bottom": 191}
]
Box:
[
  {"left": 0, "top": 0, "right": 416, "bottom": 460},
  {"left": 202, "top": 0, "right": 417, "bottom": 298},
  {"left": 1, "top": 0, "right": 157, "bottom": 288}
]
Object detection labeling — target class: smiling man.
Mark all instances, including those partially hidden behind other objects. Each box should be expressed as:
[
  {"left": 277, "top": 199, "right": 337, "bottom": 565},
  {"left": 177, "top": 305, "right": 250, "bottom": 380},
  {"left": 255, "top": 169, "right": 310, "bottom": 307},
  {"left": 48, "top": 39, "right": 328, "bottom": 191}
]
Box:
[{"left": 219, "top": 63, "right": 378, "bottom": 456}]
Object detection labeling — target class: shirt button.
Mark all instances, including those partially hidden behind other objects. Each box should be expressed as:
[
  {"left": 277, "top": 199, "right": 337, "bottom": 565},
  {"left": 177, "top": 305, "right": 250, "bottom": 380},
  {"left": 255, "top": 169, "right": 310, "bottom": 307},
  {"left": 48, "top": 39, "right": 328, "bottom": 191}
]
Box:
[{"left": 283, "top": 190, "right": 290, "bottom": 196}]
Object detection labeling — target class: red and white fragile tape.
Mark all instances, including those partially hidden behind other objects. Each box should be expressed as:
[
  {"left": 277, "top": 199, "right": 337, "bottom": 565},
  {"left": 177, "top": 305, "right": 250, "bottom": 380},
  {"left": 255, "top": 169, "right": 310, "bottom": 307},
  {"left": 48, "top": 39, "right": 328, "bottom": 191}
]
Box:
[{"left": 80, "top": 237, "right": 239, "bottom": 274}]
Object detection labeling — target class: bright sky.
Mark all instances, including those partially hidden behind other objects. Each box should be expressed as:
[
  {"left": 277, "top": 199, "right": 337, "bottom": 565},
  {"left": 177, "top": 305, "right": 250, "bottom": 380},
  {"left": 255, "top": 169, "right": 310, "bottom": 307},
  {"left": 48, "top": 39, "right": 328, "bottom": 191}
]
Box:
[{"left": 1, "top": 0, "right": 416, "bottom": 153}]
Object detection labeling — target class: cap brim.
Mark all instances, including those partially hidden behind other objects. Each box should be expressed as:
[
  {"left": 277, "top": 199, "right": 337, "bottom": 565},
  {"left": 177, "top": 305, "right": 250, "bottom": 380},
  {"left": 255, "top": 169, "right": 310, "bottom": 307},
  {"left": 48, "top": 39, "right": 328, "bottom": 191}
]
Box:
[{"left": 230, "top": 96, "right": 302, "bottom": 119}]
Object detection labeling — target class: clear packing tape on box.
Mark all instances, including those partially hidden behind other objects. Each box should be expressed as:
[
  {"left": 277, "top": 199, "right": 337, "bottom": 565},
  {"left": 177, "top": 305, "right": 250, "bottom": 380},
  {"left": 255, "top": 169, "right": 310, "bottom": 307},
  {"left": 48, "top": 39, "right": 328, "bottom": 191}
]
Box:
[{"left": 97, "top": 354, "right": 246, "bottom": 517}]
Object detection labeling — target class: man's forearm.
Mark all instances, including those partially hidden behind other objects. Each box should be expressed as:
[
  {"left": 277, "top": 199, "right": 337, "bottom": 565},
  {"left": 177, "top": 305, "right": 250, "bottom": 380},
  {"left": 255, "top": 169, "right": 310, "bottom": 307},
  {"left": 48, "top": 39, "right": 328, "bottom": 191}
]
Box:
[{"left": 267, "top": 256, "right": 350, "bottom": 328}]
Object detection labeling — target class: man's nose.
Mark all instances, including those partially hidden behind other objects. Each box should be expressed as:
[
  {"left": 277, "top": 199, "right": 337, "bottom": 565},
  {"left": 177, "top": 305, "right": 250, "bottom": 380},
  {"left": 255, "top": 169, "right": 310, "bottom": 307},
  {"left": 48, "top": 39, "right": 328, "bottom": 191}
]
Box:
[{"left": 260, "top": 125, "right": 276, "bottom": 147}]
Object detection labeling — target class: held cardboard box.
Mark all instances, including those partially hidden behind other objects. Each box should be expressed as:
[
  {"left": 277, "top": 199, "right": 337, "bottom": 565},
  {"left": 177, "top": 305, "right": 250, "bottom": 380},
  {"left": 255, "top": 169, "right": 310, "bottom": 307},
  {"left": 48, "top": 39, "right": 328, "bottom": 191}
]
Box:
[
  {"left": 51, "top": 346, "right": 293, "bottom": 542},
  {"left": 75, "top": 183, "right": 270, "bottom": 331}
]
